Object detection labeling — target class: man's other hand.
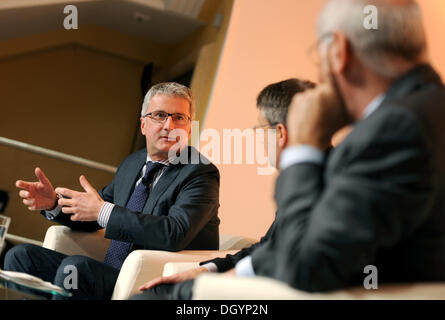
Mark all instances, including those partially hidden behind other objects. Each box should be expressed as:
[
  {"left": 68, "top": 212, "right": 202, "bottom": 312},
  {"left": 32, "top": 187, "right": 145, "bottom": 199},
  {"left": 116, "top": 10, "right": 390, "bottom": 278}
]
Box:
[
  {"left": 138, "top": 266, "right": 209, "bottom": 291},
  {"left": 16, "top": 167, "right": 58, "bottom": 211},
  {"left": 55, "top": 175, "right": 104, "bottom": 222}
]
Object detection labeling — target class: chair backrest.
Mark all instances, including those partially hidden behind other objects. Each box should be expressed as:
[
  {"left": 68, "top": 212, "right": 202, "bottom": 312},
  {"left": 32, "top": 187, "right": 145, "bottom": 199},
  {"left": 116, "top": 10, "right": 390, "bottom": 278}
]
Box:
[{"left": 219, "top": 234, "right": 257, "bottom": 250}]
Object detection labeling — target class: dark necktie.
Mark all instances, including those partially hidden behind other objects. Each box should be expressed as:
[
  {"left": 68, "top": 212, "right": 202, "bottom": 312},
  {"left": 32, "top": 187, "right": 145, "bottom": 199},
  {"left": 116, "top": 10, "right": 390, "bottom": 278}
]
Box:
[{"left": 104, "top": 161, "right": 166, "bottom": 269}]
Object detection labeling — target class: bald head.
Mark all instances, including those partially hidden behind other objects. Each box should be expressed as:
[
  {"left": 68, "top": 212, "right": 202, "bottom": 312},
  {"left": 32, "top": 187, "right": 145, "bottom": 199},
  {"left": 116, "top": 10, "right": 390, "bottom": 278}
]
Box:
[{"left": 318, "top": 0, "right": 428, "bottom": 78}]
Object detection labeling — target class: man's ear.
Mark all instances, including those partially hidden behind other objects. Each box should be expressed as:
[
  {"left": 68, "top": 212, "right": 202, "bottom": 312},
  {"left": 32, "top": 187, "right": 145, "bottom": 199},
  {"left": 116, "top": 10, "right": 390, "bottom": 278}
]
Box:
[
  {"left": 329, "top": 32, "right": 350, "bottom": 75},
  {"left": 140, "top": 117, "right": 146, "bottom": 136},
  {"left": 276, "top": 123, "right": 288, "bottom": 149}
]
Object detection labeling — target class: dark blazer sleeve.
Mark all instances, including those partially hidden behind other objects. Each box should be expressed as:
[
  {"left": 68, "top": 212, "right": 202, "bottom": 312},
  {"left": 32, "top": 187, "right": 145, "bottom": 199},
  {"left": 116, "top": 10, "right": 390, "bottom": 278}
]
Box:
[
  {"left": 199, "top": 216, "right": 278, "bottom": 272},
  {"left": 104, "top": 164, "right": 220, "bottom": 251},
  {"left": 251, "top": 108, "right": 434, "bottom": 292}
]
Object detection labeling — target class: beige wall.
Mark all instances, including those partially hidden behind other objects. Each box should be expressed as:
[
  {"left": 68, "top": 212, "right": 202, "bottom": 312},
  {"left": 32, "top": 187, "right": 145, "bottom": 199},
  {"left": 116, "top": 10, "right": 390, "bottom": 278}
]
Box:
[{"left": 204, "top": 0, "right": 445, "bottom": 239}]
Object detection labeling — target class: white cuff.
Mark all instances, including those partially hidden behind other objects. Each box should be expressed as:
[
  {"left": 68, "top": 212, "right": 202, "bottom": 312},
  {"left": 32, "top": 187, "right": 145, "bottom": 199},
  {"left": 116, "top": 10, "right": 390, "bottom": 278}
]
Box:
[
  {"left": 97, "top": 202, "right": 114, "bottom": 228},
  {"left": 201, "top": 263, "right": 218, "bottom": 272},
  {"left": 44, "top": 205, "right": 62, "bottom": 220},
  {"left": 280, "top": 145, "right": 324, "bottom": 170},
  {"left": 235, "top": 256, "right": 256, "bottom": 277}
]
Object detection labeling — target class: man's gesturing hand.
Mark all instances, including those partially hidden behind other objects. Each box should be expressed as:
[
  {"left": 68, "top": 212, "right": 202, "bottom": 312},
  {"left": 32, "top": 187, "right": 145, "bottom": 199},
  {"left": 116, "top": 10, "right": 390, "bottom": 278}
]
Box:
[
  {"left": 55, "top": 175, "right": 104, "bottom": 222},
  {"left": 139, "top": 266, "right": 209, "bottom": 291},
  {"left": 16, "top": 168, "right": 58, "bottom": 211}
]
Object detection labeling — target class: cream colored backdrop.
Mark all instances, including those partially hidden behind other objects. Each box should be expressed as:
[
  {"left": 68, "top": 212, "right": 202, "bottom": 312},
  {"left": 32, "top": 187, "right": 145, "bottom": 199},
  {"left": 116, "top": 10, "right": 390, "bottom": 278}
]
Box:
[{"left": 204, "top": 0, "right": 445, "bottom": 239}]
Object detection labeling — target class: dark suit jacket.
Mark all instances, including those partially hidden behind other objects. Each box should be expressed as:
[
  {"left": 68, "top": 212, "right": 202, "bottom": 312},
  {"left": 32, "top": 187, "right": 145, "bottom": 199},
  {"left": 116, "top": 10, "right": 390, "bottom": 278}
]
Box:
[
  {"left": 200, "top": 212, "right": 278, "bottom": 272},
  {"left": 251, "top": 64, "right": 445, "bottom": 292},
  {"left": 43, "top": 146, "right": 220, "bottom": 252}
]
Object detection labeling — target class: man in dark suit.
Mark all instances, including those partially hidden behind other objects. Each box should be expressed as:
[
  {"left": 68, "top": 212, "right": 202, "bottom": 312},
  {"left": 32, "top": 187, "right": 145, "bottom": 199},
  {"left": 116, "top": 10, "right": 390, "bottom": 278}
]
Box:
[
  {"left": 234, "top": 0, "right": 445, "bottom": 292},
  {"left": 5, "top": 82, "right": 220, "bottom": 299},
  {"left": 133, "top": 79, "right": 317, "bottom": 300}
]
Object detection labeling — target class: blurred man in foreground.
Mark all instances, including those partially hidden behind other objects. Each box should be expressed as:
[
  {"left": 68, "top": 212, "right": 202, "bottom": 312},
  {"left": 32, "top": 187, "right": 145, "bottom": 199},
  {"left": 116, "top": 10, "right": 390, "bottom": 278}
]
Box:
[{"left": 241, "top": 0, "right": 445, "bottom": 291}]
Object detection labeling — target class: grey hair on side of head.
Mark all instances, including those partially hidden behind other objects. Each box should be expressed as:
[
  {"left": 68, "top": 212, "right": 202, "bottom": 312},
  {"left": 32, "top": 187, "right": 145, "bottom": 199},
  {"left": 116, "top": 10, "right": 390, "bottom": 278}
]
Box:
[
  {"left": 141, "top": 82, "right": 195, "bottom": 119},
  {"left": 317, "top": 0, "right": 428, "bottom": 78}
]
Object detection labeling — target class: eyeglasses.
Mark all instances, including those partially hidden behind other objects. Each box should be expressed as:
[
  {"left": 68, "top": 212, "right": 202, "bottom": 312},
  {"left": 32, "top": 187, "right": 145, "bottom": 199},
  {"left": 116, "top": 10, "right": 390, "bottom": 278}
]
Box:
[
  {"left": 306, "top": 32, "right": 334, "bottom": 66},
  {"left": 145, "top": 111, "right": 191, "bottom": 126}
]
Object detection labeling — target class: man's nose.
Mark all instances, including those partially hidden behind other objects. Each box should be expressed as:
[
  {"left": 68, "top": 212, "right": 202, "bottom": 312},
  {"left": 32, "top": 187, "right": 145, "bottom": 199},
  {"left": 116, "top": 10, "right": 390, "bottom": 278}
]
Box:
[{"left": 162, "top": 115, "right": 175, "bottom": 131}]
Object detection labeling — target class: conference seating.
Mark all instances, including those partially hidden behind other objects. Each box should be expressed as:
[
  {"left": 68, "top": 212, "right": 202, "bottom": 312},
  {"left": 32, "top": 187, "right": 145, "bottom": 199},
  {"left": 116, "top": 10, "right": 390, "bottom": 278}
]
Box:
[
  {"left": 42, "top": 225, "right": 257, "bottom": 300},
  {"left": 162, "top": 263, "right": 445, "bottom": 300}
]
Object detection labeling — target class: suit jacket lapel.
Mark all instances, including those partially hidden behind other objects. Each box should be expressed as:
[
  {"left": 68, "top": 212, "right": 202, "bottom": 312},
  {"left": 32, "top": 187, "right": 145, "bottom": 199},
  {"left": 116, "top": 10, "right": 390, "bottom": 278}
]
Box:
[
  {"left": 143, "top": 164, "right": 182, "bottom": 215},
  {"left": 118, "top": 151, "right": 147, "bottom": 207}
]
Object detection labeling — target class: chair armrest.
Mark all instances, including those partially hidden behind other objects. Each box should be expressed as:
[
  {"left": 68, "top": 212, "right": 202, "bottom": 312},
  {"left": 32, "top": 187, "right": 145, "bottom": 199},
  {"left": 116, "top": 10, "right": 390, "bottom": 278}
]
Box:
[
  {"left": 42, "top": 225, "right": 110, "bottom": 260},
  {"left": 219, "top": 234, "right": 257, "bottom": 250},
  {"left": 162, "top": 262, "right": 201, "bottom": 277},
  {"left": 193, "top": 274, "right": 306, "bottom": 300},
  {"left": 111, "top": 249, "right": 238, "bottom": 300},
  {"left": 193, "top": 273, "right": 445, "bottom": 300}
]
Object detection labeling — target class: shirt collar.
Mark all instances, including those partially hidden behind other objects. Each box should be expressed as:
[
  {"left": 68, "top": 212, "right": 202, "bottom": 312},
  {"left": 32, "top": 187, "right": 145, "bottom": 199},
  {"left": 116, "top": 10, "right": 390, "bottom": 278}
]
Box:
[
  {"left": 146, "top": 153, "right": 170, "bottom": 166},
  {"left": 362, "top": 93, "right": 386, "bottom": 119}
]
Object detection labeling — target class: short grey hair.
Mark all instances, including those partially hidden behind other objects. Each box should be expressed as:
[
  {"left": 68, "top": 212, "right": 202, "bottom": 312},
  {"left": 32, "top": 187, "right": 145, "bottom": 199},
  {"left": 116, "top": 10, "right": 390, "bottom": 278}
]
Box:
[
  {"left": 141, "top": 82, "right": 195, "bottom": 119},
  {"left": 318, "top": 0, "right": 427, "bottom": 78}
]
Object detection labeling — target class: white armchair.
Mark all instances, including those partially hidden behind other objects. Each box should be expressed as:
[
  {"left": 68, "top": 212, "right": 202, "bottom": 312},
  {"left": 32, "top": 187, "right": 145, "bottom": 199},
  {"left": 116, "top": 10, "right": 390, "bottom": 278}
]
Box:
[
  {"left": 42, "top": 226, "right": 110, "bottom": 261},
  {"left": 42, "top": 225, "right": 257, "bottom": 300},
  {"left": 190, "top": 273, "right": 445, "bottom": 300},
  {"left": 159, "top": 263, "right": 445, "bottom": 300}
]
